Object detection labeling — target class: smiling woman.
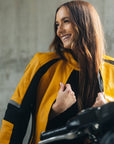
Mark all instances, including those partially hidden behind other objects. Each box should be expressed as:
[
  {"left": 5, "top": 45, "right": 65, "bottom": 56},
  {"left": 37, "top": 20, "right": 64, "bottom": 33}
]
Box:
[
  {"left": 0, "top": 1, "right": 114, "bottom": 144},
  {"left": 50, "top": 0, "right": 106, "bottom": 112}
]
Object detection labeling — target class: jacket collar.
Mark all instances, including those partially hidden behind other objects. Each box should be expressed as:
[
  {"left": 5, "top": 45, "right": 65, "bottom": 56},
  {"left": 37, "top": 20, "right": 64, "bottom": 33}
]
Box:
[{"left": 64, "top": 52, "right": 80, "bottom": 71}]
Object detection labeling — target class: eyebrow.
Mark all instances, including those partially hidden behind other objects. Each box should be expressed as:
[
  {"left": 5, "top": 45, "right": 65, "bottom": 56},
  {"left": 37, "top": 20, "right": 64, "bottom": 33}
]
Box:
[{"left": 56, "top": 17, "right": 70, "bottom": 23}]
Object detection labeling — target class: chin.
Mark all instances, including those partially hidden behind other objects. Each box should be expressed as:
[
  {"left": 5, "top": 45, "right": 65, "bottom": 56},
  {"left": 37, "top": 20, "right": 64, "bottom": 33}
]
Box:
[
  {"left": 63, "top": 42, "right": 72, "bottom": 49},
  {"left": 63, "top": 44, "right": 71, "bottom": 49}
]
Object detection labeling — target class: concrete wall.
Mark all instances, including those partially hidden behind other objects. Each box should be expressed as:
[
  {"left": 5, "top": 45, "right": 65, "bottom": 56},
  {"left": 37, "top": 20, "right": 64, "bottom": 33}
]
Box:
[{"left": 0, "top": 0, "right": 113, "bottom": 143}]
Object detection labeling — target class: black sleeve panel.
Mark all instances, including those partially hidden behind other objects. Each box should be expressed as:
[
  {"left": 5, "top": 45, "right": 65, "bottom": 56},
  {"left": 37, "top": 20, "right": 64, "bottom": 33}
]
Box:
[{"left": 4, "top": 103, "right": 30, "bottom": 144}]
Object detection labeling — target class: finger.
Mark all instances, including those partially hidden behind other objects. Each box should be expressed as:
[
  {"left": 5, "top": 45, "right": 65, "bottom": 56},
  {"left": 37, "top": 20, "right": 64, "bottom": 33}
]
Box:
[
  {"left": 71, "top": 91, "right": 75, "bottom": 95},
  {"left": 97, "top": 92, "right": 104, "bottom": 101},
  {"left": 92, "top": 104, "right": 96, "bottom": 107},
  {"left": 72, "top": 92, "right": 76, "bottom": 102},
  {"left": 92, "top": 101, "right": 98, "bottom": 107},
  {"left": 99, "top": 91, "right": 105, "bottom": 96},
  {"left": 59, "top": 82, "right": 65, "bottom": 91},
  {"left": 65, "top": 84, "right": 72, "bottom": 92}
]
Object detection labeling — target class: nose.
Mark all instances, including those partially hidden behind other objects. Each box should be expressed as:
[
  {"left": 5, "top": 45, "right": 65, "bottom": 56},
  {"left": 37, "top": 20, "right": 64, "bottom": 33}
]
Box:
[{"left": 57, "top": 23, "right": 64, "bottom": 36}]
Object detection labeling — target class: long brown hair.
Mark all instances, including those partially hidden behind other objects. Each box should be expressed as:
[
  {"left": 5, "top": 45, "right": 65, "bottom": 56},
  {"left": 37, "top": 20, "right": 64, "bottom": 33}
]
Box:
[{"left": 50, "top": 1, "right": 105, "bottom": 111}]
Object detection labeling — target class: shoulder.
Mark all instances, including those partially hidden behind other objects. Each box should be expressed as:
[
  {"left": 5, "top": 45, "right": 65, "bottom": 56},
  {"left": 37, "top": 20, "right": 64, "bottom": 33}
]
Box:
[
  {"left": 33, "top": 52, "right": 60, "bottom": 65},
  {"left": 25, "top": 52, "right": 60, "bottom": 72},
  {"left": 103, "top": 55, "right": 114, "bottom": 66},
  {"left": 101, "top": 55, "right": 114, "bottom": 74}
]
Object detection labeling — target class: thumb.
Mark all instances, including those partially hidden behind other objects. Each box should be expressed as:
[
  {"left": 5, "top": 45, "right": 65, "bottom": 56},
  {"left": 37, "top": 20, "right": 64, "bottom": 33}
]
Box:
[{"left": 59, "top": 82, "right": 64, "bottom": 91}]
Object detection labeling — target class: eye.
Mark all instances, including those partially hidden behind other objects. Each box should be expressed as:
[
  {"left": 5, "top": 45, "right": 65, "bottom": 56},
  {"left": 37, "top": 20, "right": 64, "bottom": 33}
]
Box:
[
  {"left": 55, "top": 23, "right": 59, "bottom": 29},
  {"left": 64, "top": 19, "right": 69, "bottom": 23}
]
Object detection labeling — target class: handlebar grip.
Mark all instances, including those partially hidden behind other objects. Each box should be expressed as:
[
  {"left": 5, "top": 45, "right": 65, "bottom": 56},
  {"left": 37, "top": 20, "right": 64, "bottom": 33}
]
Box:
[{"left": 40, "top": 126, "right": 68, "bottom": 140}]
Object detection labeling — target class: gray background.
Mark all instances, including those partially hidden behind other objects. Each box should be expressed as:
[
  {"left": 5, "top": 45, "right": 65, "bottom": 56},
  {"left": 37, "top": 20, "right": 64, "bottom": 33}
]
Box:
[{"left": 0, "top": 0, "right": 114, "bottom": 143}]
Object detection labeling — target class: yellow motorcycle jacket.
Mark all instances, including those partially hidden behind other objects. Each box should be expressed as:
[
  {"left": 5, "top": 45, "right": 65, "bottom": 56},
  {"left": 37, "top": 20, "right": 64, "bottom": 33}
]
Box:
[{"left": 0, "top": 52, "right": 114, "bottom": 144}]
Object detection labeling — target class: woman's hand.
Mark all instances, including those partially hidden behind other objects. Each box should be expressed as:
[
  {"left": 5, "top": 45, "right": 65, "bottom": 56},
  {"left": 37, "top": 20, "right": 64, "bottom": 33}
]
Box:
[
  {"left": 52, "top": 82, "right": 76, "bottom": 116},
  {"left": 92, "top": 92, "right": 107, "bottom": 107}
]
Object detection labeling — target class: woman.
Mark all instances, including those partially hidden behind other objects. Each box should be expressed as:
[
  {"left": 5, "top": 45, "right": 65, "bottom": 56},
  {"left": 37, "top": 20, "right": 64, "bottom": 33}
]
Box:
[
  {"left": 48, "top": 0, "right": 106, "bottom": 119},
  {"left": 46, "top": 1, "right": 107, "bottom": 143},
  {"left": 0, "top": 1, "right": 112, "bottom": 144}
]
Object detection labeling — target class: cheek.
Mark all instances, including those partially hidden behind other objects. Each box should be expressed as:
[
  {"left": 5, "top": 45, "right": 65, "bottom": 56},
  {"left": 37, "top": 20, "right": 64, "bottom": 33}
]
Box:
[
  {"left": 66, "top": 24, "right": 73, "bottom": 31},
  {"left": 56, "top": 30, "right": 60, "bottom": 38},
  {"left": 67, "top": 25, "right": 76, "bottom": 38},
  {"left": 71, "top": 28, "right": 78, "bottom": 40}
]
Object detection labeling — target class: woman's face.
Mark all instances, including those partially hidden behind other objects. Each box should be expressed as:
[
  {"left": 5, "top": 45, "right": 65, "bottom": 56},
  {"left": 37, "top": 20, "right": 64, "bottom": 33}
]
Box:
[{"left": 56, "top": 6, "right": 77, "bottom": 49}]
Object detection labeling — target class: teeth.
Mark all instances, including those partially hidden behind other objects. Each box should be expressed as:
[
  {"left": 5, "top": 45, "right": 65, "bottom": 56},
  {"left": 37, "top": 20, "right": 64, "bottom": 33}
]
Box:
[{"left": 61, "top": 34, "right": 70, "bottom": 41}]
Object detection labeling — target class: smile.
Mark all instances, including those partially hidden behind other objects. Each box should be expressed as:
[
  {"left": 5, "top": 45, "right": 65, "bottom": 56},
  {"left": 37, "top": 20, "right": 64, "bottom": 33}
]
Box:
[{"left": 61, "top": 34, "right": 71, "bottom": 42}]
